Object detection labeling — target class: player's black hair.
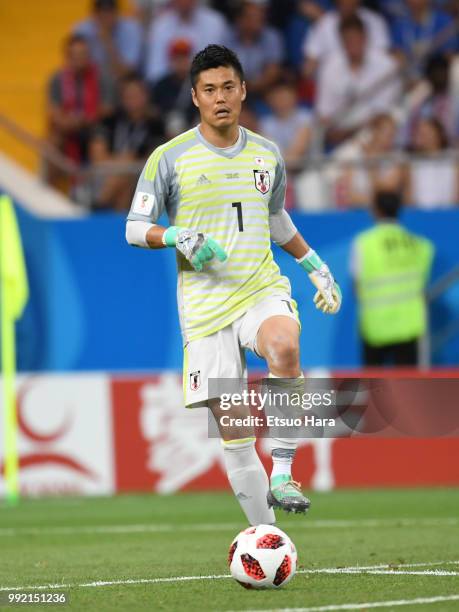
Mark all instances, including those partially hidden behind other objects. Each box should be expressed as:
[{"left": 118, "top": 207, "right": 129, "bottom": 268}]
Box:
[
  {"left": 339, "top": 14, "right": 366, "bottom": 36},
  {"left": 190, "top": 45, "right": 245, "bottom": 88},
  {"left": 374, "top": 190, "right": 401, "bottom": 219}
]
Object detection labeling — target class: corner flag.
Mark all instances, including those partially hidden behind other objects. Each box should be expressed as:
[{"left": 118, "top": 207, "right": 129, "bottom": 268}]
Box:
[{"left": 0, "top": 194, "right": 29, "bottom": 503}]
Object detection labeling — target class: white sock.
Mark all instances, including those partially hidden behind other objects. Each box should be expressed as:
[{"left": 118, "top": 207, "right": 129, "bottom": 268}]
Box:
[
  {"left": 222, "top": 437, "right": 275, "bottom": 525},
  {"left": 271, "top": 447, "right": 294, "bottom": 480},
  {"left": 270, "top": 438, "right": 298, "bottom": 483}
]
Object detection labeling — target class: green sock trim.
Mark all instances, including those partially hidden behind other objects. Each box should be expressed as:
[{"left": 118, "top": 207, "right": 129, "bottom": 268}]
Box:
[{"left": 270, "top": 474, "right": 291, "bottom": 487}]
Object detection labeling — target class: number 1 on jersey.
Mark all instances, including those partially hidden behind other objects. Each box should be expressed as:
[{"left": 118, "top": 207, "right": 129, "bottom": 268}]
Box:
[{"left": 232, "top": 202, "right": 243, "bottom": 232}]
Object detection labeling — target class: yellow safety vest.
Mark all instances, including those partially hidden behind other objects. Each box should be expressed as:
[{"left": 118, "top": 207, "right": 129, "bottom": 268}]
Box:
[{"left": 355, "top": 222, "right": 434, "bottom": 346}]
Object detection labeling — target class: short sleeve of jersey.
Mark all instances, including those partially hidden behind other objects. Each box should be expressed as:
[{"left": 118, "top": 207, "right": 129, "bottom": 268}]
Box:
[
  {"left": 268, "top": 146, "right": 287, "bottom": 215},
  {"left": 127, "top": 148, "right": 170, "bottom": 222}
]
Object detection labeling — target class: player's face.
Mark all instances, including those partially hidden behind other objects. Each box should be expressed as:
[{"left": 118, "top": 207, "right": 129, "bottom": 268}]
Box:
[{"left": 192, "top": 66, "right": 246, "bottom": 130}]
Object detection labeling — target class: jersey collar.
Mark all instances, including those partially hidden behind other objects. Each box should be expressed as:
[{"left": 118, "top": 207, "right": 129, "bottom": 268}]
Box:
[{"left": 194, "top": 126, "right": 247, "bottom": 158}]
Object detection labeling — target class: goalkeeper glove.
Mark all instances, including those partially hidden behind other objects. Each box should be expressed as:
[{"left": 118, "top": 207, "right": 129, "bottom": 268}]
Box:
[
  {"left": 163, "top": 226, "right": 227, "bottom": 272},
  {"left": 297, "top": 249, "right": 342, "bottom": 314}
]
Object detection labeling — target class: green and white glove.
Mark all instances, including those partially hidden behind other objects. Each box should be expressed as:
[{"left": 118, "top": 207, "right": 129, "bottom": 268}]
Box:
[
  {"left": 163, "top": 226, "right": 227, "bottom": 272},
  {"left": 297, "top": 249, "right": 342, "bottom": 314}
]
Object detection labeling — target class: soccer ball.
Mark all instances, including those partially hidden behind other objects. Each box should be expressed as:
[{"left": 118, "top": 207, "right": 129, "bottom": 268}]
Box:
[{"left": 228, "top": 524, "right": 297, "bottom": 589}]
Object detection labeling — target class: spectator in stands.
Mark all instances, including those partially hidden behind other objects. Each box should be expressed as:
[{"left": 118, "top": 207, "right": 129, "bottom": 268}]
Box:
[
  {"left": 46, "top": 34, "right": 115, "bottom": 188},
  {"left": 152, "top": 38, "right": 198, "bottom": 138},
  {"left": 444, "top": 0, "right": 459, "bottom": 18},
  {"left": 390, "top": 0, "right": 457, "bottom": 80},
  {"left": 303, "top": 0, "right": 390, "bottom": 77},
  {"left": 74, "top": 0, "right": 143, "bottom": 84},
  {"left": 260, "top": 79, "right": 312, "bottom": 168},
  {"left": 209, "top": 0, "right": 233, "bottom": 19},
  {"left": 316, "top": 15, "right": 401, "bottom": 147},
  {"left": 267, "top": 0, "right": 298, "bottom": 30},
  {"left": 224, "top": 0, "right": 284, "bottom": 101},
  {"left": 332, "top": 113, "right": 403, "bottom": 208},
  {"left": 404, "top": 117, "right": 459, "bottom": 209},
  {"left": 283, "top": 1, "right": 331, "bottom": 72},
  {"left": 378, "top": 0, "right": 458, "bottom": 21},
  {"left": 376, "top": 1, "right": 407, "bottom": 22},
  {"left": 130, "top": 0, "right": 169, "bottom": 26},
  {"left": 350, "top": 190, "right": 434, "bottom": 367},
  {"left": 284, "top": 1, "right": 330, "bottom": 105},
  {"left": 402, "top": 54, "right": 459, "bottom": 145},
  {"left": 89, "top": 74, "right": 165, "bottom": 210},
  {"left": 239, "top": 106, "right": 260, "bottom": 132},
  {"left": 145, "top": 0, "right": 228, "bottom": 83}
]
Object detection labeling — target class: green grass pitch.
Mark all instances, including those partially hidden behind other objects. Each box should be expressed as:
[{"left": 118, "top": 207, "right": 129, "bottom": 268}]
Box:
[{"left": 0, "top": 489, "right": 458, "bottom": 611}]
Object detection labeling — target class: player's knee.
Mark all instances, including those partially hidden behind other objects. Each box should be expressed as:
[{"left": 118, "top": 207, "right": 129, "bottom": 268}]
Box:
[{"left": 264, "top": 334, "right": 299, "bottom": 374}]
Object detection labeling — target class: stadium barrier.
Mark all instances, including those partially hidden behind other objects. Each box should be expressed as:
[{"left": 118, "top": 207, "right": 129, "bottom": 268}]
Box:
[
  {"left": 12, "top": 205, "right": 459, "bottom": 371},
  {"left": 0, "top": 371, "right": 458, "bottom": 498}
]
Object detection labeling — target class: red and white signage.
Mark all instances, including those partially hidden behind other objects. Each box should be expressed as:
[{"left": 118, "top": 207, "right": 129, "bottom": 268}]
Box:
[
  {"left": 1, "top": 371, "right": 458, "bottom": 497},
  {"left": 0, "top": 374, "right": 114, "bottom": 497}
]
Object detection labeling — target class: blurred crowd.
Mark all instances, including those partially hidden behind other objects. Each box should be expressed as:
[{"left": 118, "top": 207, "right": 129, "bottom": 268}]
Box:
[{"left": 44, "top": 0, "right": 459, "bottom": 211}]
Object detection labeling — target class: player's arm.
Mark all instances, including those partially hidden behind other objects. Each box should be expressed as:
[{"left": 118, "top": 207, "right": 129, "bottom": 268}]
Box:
[
  {"left": 268, "top": 151, "right": 342, "bottom": 315},
  {"left": 127, "top": 218, "right": 227, "bottom": 272},
  {"left": 280, "top": 229, "right": 342, "bottom": 314},
  {"left": 125, "top": 148, "right": 227, "bottom": 271}
]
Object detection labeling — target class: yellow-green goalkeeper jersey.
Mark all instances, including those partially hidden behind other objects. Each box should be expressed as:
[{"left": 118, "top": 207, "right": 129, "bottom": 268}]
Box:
[{"left": 127, "top": 126, "right": 293, "bottom": 343}]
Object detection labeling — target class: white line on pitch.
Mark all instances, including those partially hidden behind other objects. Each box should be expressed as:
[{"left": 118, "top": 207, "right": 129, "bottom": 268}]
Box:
[
  {"left": 302, "top": 560, "right": 459, "bottom": 574},
  {"left": 315, "top": 569, "right": 459, "bottom": 576},
  {"left": 0, "top": 517, "right": 457, "bottom": 537},
  {"left": 234, "top": 594, "right": 459, "bottom": 612},
  {"left": 308, "top": 560, "right": 459, "bottom": 571},
  {"left": 0, "top": 560, "right": 458, "bottom": 592}
]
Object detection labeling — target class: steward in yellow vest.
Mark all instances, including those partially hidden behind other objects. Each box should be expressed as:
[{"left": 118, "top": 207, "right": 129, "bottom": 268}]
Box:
[{"left": 351, "top": 191, "right": 434, "bottom": 366}]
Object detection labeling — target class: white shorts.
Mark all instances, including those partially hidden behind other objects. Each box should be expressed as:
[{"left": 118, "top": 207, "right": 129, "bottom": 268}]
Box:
[{"left": 183, "top": 293, "right": 300, "bottom": 407}]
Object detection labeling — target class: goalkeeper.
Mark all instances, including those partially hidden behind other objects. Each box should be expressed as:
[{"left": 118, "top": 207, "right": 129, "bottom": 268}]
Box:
[{"left": 126, "top": 45, "right": 341, "bottom": 525}]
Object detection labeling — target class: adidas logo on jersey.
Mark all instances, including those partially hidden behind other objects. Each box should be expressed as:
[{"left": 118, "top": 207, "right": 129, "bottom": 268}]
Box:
[{"left": 196, "top": 174, "right": 211, "bottom": 185}]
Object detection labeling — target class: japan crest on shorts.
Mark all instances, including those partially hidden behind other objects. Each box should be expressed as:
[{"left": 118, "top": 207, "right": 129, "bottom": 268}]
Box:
[
  {"left": 190, "top": 371, "right": 201, "bottom": 391},
  {"left": 253, "top": 169, "right": 271, "bottom": 194}
]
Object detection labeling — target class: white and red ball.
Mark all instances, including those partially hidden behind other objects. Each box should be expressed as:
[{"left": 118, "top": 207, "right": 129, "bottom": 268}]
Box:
[{"left": 228, "top": 524, "right": 297, "bottom": 589}]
